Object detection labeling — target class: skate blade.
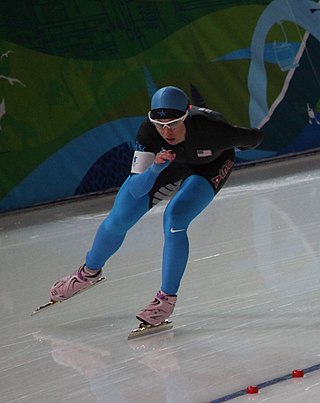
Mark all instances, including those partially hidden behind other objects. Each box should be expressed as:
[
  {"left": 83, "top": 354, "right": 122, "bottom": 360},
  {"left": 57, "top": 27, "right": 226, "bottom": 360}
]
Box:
[
  {"left": 31, "top": 300, "right": 59, "bottom": 315},
  {"left": 128, "top": 320, "right": 173, "bottom": 340},
  {"left": 31, "top": 276, "right": 106, "bottom": 316}
]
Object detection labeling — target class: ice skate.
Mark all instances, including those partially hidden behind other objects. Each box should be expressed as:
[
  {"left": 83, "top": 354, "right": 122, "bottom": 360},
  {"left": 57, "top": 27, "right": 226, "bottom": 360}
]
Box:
[
  {"left": 128, "top": 290, "right": 176, "bottom": 339},
  {"left": 128, "top": 319, "right": 173, "bottom": 339},
  {"left": 31, "top": 265, "right": 106, "bottom": 315},
  {"left": 50, "top": 264, "right": 104, "bottom": 302}
]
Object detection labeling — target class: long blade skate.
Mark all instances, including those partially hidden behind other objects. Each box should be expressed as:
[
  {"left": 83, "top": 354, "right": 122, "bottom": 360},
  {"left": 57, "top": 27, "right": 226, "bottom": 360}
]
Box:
[
  {"left": 31, "top": 276, "right": 106, "bottom": 316},
  {"left": 128, "top": 319, "right": 173, "bottom": 340}
]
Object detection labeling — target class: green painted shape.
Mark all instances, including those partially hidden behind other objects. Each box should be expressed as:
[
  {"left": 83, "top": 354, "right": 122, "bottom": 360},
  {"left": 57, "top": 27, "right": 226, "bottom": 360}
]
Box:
[
  {"left": 0, "top": 1, "right": 273, "bottom": 59},
  {"left": 0, "top": 4, "right": 303, "bottom": 199}
]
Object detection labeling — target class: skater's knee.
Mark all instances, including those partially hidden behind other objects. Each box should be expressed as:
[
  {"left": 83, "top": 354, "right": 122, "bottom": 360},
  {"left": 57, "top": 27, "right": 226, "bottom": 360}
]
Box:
[
  {"left": 163, "top": 203, "right": 190, "bottom": 235},
  {"left": 102, "top": 213, "right": 131, "bottom": 234}
]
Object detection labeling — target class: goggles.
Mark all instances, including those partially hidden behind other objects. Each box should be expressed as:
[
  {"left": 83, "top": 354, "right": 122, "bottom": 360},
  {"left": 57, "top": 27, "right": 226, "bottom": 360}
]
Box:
[{"left": 148, "top": 110, "right": 188, "bottom": 129}]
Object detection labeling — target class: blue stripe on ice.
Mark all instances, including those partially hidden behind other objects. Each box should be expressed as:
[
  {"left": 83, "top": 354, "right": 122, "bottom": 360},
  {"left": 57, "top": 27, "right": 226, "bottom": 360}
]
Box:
[{"left": 208, "top": 362, "right": 320, "bottom": 402}]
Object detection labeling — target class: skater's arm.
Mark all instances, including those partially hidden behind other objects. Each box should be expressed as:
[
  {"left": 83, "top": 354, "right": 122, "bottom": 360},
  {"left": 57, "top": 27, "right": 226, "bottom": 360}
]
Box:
[
  {"left": 220, "top": 123, "right": 263, "bottom": 151},
  {"left": 128, "top": 150, "right": 175, "bottom": 199},
  {"left": 128, "top": 164, "right": 167, "bottom": 199},
  {"left": 231, "top": 126, "right": 263, "bottom": 150}
]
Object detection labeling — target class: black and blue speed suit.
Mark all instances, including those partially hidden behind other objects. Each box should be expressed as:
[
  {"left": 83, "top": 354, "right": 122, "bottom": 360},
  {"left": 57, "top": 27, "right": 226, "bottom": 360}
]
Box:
[{"left": 85, "top": 106, "right": 263, "bottom": 295}]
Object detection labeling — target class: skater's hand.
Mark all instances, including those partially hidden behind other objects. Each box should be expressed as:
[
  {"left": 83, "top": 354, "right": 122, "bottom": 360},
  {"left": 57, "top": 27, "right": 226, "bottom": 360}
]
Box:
[
  {"left": 151, "top": 150, "right": 176, "bottom": 174},
  {"left": 154, "top": 150, "right": 176, "bottom": 165}
]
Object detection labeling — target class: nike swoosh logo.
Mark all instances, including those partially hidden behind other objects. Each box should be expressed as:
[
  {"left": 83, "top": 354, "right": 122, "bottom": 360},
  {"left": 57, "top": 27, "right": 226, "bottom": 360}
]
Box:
[{"left": 170, "top": 228, "right": 185, "bottom": 233}]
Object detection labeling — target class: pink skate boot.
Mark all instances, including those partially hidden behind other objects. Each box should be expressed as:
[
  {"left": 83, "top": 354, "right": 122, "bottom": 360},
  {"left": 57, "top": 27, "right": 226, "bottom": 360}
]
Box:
[
  {"left": 136, "top": 290, "right": 177, "bottom": 326},
  {"left": 50, "top": 265, "right": 102, "bottom": 302}
]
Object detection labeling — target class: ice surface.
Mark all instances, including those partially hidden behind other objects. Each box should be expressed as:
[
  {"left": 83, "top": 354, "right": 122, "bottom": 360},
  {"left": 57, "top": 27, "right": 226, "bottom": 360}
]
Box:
[{"left": 1, "top": 154, "right": 320, "bottom": 403}]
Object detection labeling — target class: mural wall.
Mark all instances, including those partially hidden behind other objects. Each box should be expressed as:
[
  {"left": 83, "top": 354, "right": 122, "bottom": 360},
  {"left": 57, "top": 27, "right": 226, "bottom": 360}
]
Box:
[{"left": 0, "top": 0, "right": 319, "bottom": 212}]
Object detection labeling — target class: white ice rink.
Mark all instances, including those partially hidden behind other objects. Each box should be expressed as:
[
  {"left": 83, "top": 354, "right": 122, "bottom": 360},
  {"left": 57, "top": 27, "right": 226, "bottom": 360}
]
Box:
[{"left": 1, "top": 153, "right": 320, "bottom": 403}]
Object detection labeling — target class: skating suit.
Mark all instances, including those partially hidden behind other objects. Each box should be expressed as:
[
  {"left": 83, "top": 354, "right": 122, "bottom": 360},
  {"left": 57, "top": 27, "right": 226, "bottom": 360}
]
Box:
[{"left": 85, "top": 106, "right": 263, "bottom": 295}]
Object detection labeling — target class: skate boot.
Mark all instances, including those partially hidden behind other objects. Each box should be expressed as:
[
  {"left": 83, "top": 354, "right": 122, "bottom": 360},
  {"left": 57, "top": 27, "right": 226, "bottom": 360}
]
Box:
[
  {"left": 50, "top": 264, "right": 102, "bottom": 302},
  {"left": 136, "top": 290, "right": 177, "bottom": 326}
]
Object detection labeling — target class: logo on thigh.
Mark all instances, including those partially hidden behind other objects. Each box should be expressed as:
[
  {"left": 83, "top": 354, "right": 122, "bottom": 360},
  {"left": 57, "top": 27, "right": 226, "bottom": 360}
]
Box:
[{"left": 211, "top": 160, "right": 234, "bottom": 189}]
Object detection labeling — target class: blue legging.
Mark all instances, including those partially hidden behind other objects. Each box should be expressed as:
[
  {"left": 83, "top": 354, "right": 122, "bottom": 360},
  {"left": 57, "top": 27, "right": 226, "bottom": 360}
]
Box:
[{"left": 86, "top": 174, "right": 215, "bottom": 295}]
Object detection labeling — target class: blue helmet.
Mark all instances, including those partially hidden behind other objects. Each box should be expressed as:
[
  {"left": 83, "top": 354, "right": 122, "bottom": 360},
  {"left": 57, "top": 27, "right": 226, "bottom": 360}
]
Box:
[{"left": 150, "top": 86, "right": 189, "bottom": 119}]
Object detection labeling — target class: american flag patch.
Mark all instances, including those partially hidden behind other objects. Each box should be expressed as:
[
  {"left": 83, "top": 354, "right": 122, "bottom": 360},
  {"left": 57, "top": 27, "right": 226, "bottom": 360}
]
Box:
[{"left": 197, "top": 150, "right": 212, "bottom": 157}]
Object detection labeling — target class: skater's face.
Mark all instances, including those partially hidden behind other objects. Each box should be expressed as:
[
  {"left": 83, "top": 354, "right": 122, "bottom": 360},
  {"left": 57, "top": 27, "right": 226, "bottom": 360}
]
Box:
[{"left": 148, "top": 111, "right": 187, "bottom": 145}]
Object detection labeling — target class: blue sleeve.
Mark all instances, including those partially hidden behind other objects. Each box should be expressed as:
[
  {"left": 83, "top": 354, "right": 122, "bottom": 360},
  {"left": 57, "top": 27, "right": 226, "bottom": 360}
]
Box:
[{"left": 128, "top": 161, "right": 170, "bottom": 199}]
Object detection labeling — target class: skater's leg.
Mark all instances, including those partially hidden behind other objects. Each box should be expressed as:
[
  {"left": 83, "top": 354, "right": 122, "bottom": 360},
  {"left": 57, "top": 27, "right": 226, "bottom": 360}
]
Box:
[
  {"left": 86, "top": 178, "right": 149, "bottom": 269},
  {"left": 50, "top": 178, "right": 150, "bottom": 301},
  {"left": 136, "top": 175, "right": 214, "bottom": 325},
  {"left": 160, "top": 149, "right": 235, "bottom": 297},
  {"left": 161, "top": 175, "right": 214, "bottom": 295}
]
